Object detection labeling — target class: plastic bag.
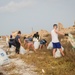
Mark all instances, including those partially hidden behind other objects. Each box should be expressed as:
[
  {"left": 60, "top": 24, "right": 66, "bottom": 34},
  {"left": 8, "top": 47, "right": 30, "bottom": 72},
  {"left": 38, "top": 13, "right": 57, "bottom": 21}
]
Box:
[
  {"left": 0, "top": 49, "right": 10, "bottom": 65},
  {"left": 55, "top": 46, "right": 64, "bottom": 58},
  {"left": 47, "top": 42, "right": 53, "bottom": 49},
  {"left": 34, "top": 42, "right": 40, "bottom": 49},
  {"left": 33, "top": 38, "right": 39, "bottom": 42},
  {"left": 20, "top": 46, "right": 27, "bottom": 54},
  {"left": 6, "top": 36, "right": 9, "bottom": 46}
]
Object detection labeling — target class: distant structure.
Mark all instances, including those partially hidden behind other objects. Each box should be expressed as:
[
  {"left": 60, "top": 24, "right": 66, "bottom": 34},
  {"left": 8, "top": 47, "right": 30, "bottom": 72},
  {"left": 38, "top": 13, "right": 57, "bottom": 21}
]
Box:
[
  {"left": 58, "top": 21, "right": 75, "bottom": 33},
  {"left": 32, "top": 27, "right": 34, "bottom": 32}
]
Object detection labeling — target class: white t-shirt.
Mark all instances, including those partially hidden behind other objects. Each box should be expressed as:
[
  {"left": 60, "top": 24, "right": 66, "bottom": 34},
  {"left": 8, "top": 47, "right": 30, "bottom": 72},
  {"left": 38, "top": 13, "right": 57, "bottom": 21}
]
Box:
[{"left": 51, "top": 29, "right": 59, "bottom": 43}]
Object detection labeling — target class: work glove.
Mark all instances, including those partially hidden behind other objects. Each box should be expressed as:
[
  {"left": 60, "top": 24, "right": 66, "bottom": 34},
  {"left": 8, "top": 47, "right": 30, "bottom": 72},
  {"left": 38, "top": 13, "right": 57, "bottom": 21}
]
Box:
[{"left": 64, "top": 33, "right": 68, "bottom": 36}]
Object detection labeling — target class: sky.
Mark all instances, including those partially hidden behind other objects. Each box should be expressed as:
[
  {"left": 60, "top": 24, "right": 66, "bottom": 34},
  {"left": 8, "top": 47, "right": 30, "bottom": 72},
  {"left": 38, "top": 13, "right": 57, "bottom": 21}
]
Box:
[{"left": 0, "top": 0, "right": 75, "bottom": 35}]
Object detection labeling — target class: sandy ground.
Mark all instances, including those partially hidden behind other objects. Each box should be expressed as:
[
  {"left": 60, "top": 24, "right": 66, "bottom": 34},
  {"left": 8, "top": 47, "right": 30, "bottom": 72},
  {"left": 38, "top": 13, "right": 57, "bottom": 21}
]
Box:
[
  {"left": 0, "top": 39, "right": 38, "bottom": 75},
  {"left": 0, "top": 58, "right": 37, "bottom": 75}
]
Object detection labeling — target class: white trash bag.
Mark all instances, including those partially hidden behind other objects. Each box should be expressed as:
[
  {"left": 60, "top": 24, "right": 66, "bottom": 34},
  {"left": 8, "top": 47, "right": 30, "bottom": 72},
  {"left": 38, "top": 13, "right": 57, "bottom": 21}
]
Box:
[
  {"left": 55, "top": 46, "right": 64, "bottom": 58},
  {"left": 34, "top": 41, "right": 40, "bottom": 49},
  {"left": 47, "top": 42, "right": 53, "bottom": 49},
  {"left": 20, "top": 46, "right": 27, "bottom": 54},
  {"left": 0, "top": 49, "right": 10, "bottom": 65},
  {"left": 33, "top": 38, "right": 39, "bottom": 42}
]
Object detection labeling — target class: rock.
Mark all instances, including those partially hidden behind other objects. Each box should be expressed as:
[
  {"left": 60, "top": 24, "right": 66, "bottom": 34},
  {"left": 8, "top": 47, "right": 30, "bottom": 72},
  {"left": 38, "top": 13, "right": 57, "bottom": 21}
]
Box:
[{"left": 12, "top": 31, "right": 18, "bottom": 38}]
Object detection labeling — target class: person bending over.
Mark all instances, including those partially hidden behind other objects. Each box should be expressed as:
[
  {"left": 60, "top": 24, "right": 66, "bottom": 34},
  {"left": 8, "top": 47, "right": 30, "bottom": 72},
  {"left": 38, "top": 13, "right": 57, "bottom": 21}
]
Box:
[
  {"left": 9, "top": 35, "right": 15, "bottom": 48},
  {"left": 24, "top": 37, "right": 36, "bottom": 52},
  {"left": 40, "top": 39, "right": 48, "bottom": 49}
]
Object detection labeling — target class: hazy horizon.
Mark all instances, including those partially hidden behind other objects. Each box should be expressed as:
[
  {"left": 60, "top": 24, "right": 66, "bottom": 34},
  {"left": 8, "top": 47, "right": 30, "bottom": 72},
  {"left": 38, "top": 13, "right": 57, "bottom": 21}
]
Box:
[{"left": 0, "top": 0, "right": 75, "bottom": 35}]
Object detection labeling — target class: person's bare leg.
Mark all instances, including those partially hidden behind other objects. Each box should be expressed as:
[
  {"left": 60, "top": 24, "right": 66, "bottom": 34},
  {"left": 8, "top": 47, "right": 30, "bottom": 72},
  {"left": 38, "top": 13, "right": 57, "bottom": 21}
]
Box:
[
  {"left": 59, "top": 48, "right": 64, "bottom": 56},
  {"left": 41, "top": 45, "right": 43, "bottom": 49},
  {"left": 40, "top": 45, "right": 41, "bottom": 49},
  {"left": 46, "top": 43, "right": 48, "bottom": 47},
  {"left": 40, "top": 45, "right": 43, "bottom": 49},
  {"left": 53, "top": 48, "right": 56, "bottom": 57},
  {"left": 27, "top": 43, "right": 30, "bottom": 53},
  {"left": 32, "top": 44, "right": 37, "bottom": 52},
  {"left": 28, "top": 42, "right": 36, "bottom": 53}
]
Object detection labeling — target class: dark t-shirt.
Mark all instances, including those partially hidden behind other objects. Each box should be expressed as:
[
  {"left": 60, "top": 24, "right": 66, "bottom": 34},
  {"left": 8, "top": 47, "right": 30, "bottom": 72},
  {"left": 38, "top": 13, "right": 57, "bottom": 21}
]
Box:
[
  {"left": 9, "top": 39, "right": 15, "bottom": 42},
  {"left": 33, "top": 34, "right": 39, "bottom": 39},
  {"left": 15, "top": 35, "right": 20, "bottom": 44}
]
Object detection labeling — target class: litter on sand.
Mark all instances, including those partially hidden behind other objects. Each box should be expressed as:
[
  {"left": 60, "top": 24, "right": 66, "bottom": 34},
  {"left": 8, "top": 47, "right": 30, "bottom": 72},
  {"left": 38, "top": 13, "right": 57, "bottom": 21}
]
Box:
[
  {"left": 0, "top": 49, "right": 10, "bottom": 66},
  {"left": 20, "top": 46, "right": 27, "bottom": 55}
]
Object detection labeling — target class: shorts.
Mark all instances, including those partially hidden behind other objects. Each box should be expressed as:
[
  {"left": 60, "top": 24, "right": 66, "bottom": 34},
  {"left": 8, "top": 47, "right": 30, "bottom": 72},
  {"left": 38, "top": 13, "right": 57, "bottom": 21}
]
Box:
[
  {"left": 52, "top": 42, "right": 61, "bottom": 48},
  {"left": 9, "top": 41, "right": 16, "bottom": 48}
]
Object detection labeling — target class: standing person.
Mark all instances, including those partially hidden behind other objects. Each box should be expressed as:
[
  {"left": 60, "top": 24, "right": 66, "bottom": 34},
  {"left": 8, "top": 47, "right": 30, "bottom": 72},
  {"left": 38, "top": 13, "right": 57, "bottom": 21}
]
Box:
[
  {"left": 51, "top": 24, "right": 65, "bottom": 57},
  {"left": 15, "top": 31, "right": 22, "bottom": 54}
]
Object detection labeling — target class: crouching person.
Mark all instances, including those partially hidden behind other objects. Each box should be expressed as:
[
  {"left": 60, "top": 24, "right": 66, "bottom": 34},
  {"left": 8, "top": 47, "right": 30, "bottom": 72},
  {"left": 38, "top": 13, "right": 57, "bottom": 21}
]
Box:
[
  {"left": 24, "top": 37, "right": 36, "bottom": 53},
  {"left": 14, "top": 31, "right": 22, "bottom": 54},
  {"left": 40, "top": 39, "right": 48, "bottom": 49}
]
